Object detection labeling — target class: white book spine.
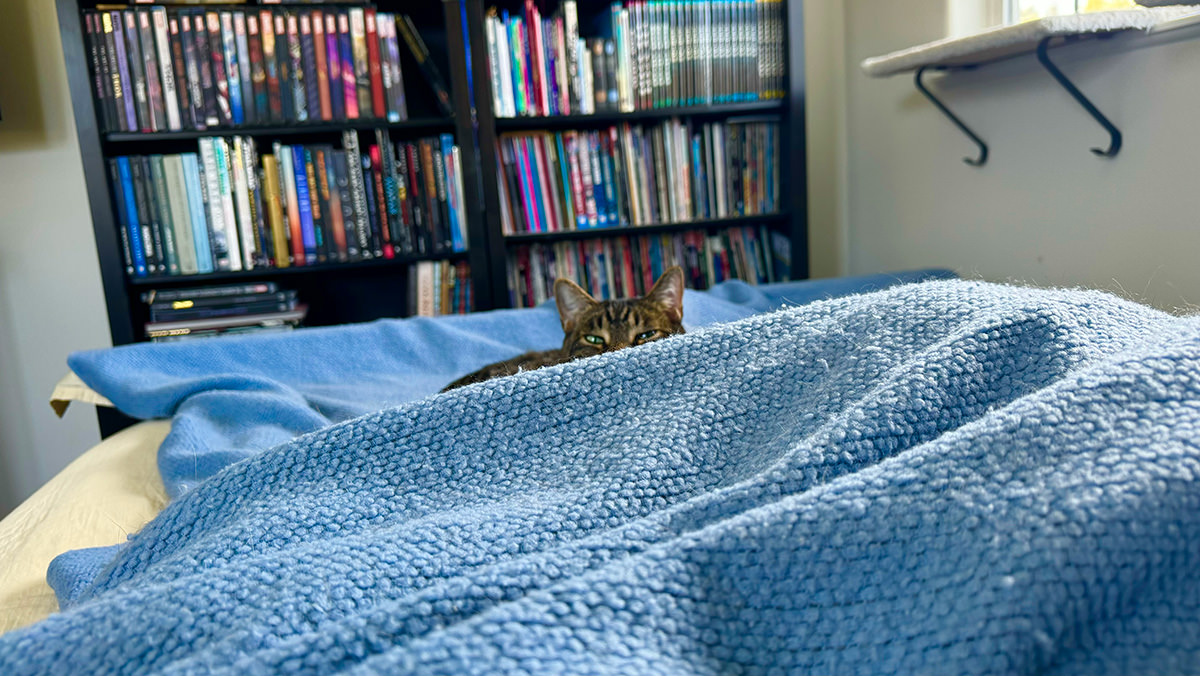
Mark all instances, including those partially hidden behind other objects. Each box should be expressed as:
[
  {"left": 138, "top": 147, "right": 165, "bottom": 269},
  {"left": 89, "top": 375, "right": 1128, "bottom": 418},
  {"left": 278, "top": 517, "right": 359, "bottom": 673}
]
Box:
[
  {"left": 152, "top": 8, "right": 181, "bottom": 130},
  {"left": 213, "top": 138, "right": 244, "bottom": 270}
]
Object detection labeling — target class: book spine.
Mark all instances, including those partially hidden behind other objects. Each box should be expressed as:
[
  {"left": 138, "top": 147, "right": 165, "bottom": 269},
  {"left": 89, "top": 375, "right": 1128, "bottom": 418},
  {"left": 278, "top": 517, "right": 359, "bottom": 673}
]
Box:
[
  {"left": 312, "top": 11, "right": 333, "bottom": 121},
  {"left": 316, "top": 148, "right": 348, "bottom": 261},
  {"left": 106, "top": 13, "right": 135, "bottom": 132},
  {"left": 110, "top": 158, "right": 142, "bottom": 276},
  {"left": 360, "top": 152, "right": 383, "bottom": 257},
  {"left": 233, "top": 13, "right": 254, "bottom": 125},
  {"left": 198, "top": 143, "right": 231, "bottom": 270},
  {"left": 151, "top": 8, "right": 180, "bottom": 130},
  {"left": 260, "top": 154, "right": 288, "bottom": 267},
  {"left": 247, "top": 15, "right": 269, "bottom": 124},
  {"left": 168, "top": 17, "right": 194, "bottom": 130},
  {"left": 260, "top": 11, "right": 281, "bottom": 123},
  {"left": 231, "top": 137, "right": 258, "bottom": 270},
  {"left": 376, "top": 130, "right": 409, "bottom": 254},
  {"left": 383, "top": 16, "right": 407, "bottom": 121},
  {"left": 278, "top": 144, "right": 304, "bottom": 265},
  {"left": 136, "top": 10, "right": 165, "bottom": 131},
  {"left": 299, "top": 13, "right": 321, "bottom": 122},
  {"left": 348, "top": 9, "right": 372, "bottom": 119},
  {"left": 364, "top": 9, "right": 386, "bottom": 119},
  {"left": 341, "top": 131, "right": 372, "bottom": 258},
  {"left": 303, "top": 147, "right": 328, "bottom": 262},
  {"left": 405, "top": 143, "right": 429, "bottom": 255},
  {"left": 213, "top": 138, "right": 244, "bottom": 270},
  {"left": 449, "top": 142, "right": 468, "bottom": 252},
  {"left": 181, "top": 153, "right": 214, "bottom": 273},
  {"left": 187, "top": 13, "right": 216, "bottom": 128},
  {"left": 331, "top": 151, "right": 359, "bottom": 260},
  {"left": 287, "top": 13, "right": 307, "bottom": 122},
  {"left": 338, "top": 12, "right": 359, "bottom": 119},
  {"left": 397, "top": 14, "right": 454, "bottom": 117},
  {"left": 148, "top": 155, "right": 181, "bottom": 275},
  {"left": 394, "top": 141, "right": 415, "bottom": 253},
  {"left": 367, "top": 145, "right": 393, "bottom": 258},
  {"left": 220, "top": 12, "right": 244, "bottom": 126},
  {"left": 162, "top": 155, "right": 198, "bottom": 275},
  {"left": 205, "top": 12, "right": 232, "bottom": 125},
  {"left": 131, "top": 157, "right": 164, "bottom": 274},
  {"left": 272, "top": 13, "right": 293, "bottom": 123},
  {"left": 84, "top": 14, "right": 113, "bottom": 132},
  {"left": 324, "top": 14, "right": 345, "bottom": 121},
  {"left": 119, "top": 12, "right": 150, "bottom": 131}
]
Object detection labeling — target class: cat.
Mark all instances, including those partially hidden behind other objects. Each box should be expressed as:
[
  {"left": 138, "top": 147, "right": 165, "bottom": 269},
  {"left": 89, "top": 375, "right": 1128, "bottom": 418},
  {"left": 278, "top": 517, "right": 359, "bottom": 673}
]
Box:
[{"left": 442, "top": 266, "right": 686, "bottom": 391}]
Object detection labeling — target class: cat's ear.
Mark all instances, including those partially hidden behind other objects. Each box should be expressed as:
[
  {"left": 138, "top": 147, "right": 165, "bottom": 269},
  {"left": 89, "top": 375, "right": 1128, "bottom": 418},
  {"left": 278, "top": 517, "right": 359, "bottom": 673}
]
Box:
[
  {"left": 645, "top": 266, "right": 684, "bottom": 323},
  {"left": 554, "top": 278, "right": 598, "bottom": 333}
]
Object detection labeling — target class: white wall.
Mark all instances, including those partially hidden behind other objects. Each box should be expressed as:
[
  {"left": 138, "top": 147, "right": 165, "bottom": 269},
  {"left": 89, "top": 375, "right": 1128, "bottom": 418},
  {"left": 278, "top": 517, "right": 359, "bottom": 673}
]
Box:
[
  {"left": 841, "top": 0, "right": 1200, "bottom": 312},
  {"left": 0, "top": 0, "right": 112, "bottom": 515}
]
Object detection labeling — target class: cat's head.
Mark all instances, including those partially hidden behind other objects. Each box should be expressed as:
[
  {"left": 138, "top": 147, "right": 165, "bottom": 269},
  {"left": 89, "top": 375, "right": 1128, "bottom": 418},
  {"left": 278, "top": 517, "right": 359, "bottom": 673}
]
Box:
[{"left": 554, "top": 266, "right": 686, "bottom": 359}]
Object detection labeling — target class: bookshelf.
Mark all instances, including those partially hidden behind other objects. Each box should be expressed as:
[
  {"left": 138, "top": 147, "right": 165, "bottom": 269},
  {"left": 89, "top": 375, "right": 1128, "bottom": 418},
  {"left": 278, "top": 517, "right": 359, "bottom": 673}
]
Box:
[
  {"left": 463, "top": 0, "right": 807, "bottom": 310},
  {"left": 56, "top": 0, "right": 806, "bottom": 433}
]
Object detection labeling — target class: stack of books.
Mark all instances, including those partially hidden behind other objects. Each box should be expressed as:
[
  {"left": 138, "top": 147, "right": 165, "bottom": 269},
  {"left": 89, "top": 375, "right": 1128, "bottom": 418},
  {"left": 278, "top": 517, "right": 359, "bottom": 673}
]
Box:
[
  {"left": 110, "top": 130, "right": 469, "bottom": 277},
  {"left": 142, "top": 282, "right": 306, "bottom": 342},
  {"left": 484, "top": 0, "right": 786, "bottom": 118},
  {"left": 507, "top": 225, "right": 789, "bottom": 308},
  {"left": 496, "top": 117, "right": 779, "bottom": 234},
  {"left": 82, "top": 5, "right": 453, "bottom": 133}
]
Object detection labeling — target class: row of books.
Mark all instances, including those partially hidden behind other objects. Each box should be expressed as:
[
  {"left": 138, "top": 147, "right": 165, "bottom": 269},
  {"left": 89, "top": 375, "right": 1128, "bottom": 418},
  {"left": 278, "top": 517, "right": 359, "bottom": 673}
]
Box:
[
  {"left": 110, "top": 130, "right": 469, "bottom": 278},
  {"left": 507, "top": 225, "right": 789, "bottom": 308},
  {"left": 141, "top": 282, "right": 306, "bottom": 342},
  {"left": 83, "top": 5, "right": 452, "bottom": 134},
  {"left": 484, "top": 1, "right": 785, "bottom": 119},
  {"left": 496, "top": 118, "right": 779, "bottom": 235},
  {"left": 407, "top": 260, "right": 474, "bottom": 317}
]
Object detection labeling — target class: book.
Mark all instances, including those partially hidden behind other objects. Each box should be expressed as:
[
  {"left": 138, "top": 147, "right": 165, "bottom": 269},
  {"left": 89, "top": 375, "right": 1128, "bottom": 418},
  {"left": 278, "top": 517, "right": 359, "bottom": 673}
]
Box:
[
  {"left": 206, "top": 12, "right": 232, "bottom": 125},
  {"left": 180, "top": 153, "right": 214, "bottom": 273},
  {"left": 298, "top": 13, "right": 321, "bottom": 122},
  {"left": 112, "top": 158, "right": 146, "bottom": 276},
  {"left": 302, "top": 147, "right": 327, "bottom": 262},
  {"left": 167, "top": 16, "right": 193, "bottom": 129},
  {"left": 107, "top": 12, "right": 136, "bottom": 131},
  {"left": 122, "top": 11, "right": 153, "bottom": 131},
  {"left": 324, "top": 13, "right": 345, "bottom": 121},
  {"left": 338, "top": 12, "right": 359, "bottom": 119},
  {"left": 259, "top": 10, "right": 282, "bottom": 122},
  {"left": 246, "top": 14, "right": 269, "bottom": 123},
  {"left": 84, "top": 13, "right": 115, "bottom": 132},
  {"left": 260, "top": 154, "right": 290, "bottom": 268},
  {"left": 341, "top": 130, "right": 371, "bottom": 257},
  {"left": 312, "top": 10, "right": 332, "bottom": 121},
  {"left": 129, "top": 156, "right": 163, "bottom": 273},
  {"left": 233, "top": 12, "right": 255, "bottom": 125},
  {"left": 148, "top": 155, "right": 182, "bottom": 275},
  {"left": 396, "top": 14, "right": 453, "bottom": 117},
  {"left": 348, "top": 9, "right": 372, "bottom": 119},
  {"left": 220, "top": 12, "right": 244, "bottom": 125},
  {"left": 145, "top": 306, "right": 306, "bottom": 335},
  {"left": 364, "top": 9, "right": 386, "bottom": 119},
  {"left": 278, "top": 144, "right": 305, "bottom": 264},
  {"left": 287, "top": 13, "right": 307, "bottom": 122}
]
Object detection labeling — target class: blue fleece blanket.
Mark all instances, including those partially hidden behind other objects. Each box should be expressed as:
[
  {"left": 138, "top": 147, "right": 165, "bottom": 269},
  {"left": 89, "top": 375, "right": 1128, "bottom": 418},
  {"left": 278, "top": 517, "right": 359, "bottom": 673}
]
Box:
[
  {"left": 6, "top": 277, "right": 1200, "bottom": 675},
  {"left": 68, "top": 270, "right": 951, "bottom": 499}
]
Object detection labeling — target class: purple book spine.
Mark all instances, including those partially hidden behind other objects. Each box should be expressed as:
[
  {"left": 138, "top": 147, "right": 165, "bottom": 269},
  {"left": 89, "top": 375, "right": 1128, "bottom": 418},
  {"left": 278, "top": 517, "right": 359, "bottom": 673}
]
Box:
[{"left": 110, "top": 11, "right": 137, "bottom": 131}]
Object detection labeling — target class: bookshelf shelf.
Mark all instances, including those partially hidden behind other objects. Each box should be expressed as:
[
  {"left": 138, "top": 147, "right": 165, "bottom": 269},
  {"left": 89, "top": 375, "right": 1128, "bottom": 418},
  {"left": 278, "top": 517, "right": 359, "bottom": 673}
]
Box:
[
  {"left": 127, "top": 249, "right": 469, "bottom": 288},
  {"left": 502, "top": 213, "right": 790, "bottom": 245},
  {"left": 103, "top": 117, "right": 456, "bottom": 144},
  {"left": 493, "top": 101, "right": 786, "bottom": 131}
]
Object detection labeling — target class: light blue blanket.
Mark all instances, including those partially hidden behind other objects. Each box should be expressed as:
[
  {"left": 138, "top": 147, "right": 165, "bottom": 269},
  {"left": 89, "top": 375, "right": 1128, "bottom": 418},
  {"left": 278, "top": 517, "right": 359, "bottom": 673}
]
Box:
[{"left": 5, "top": 275, "right": 1200, "bottom": 675}]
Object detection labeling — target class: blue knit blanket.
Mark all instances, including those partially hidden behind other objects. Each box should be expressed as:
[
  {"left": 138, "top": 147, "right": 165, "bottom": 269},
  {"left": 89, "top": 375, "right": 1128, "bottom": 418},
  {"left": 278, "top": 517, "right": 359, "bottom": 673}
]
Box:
[{"left": 5, "top": 278, "right": 1200, "bottom": 674}]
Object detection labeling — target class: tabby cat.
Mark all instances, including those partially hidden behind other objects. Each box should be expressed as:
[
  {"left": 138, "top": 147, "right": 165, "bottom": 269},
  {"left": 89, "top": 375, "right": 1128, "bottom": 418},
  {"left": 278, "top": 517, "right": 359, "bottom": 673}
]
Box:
[{"left": 442, "top": 266, "right": 686, "bottom": 391}]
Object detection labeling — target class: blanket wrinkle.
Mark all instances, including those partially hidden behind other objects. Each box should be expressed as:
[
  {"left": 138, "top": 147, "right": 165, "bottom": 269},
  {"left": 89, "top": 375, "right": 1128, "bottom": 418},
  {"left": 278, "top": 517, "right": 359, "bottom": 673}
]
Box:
[{"left": 7, "top": 275, "right": 1200, "bottom": 675}]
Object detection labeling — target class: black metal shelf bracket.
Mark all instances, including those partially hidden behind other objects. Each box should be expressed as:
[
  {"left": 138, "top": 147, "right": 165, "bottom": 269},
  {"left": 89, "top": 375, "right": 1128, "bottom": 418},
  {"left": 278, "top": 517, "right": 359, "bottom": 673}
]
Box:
[
  {"left": 1036, "top": 36, "right": 1121, "bottom": 158},
  {"left": 915, "top": 65, "right": 988, "bottom": 167}
]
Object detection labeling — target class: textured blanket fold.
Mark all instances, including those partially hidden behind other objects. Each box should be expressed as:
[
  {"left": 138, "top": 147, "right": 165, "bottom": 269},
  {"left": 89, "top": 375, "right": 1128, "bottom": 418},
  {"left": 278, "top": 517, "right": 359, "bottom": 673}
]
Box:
[{"left": 5, "top": 279, "right": 1200, "bottom": 674}]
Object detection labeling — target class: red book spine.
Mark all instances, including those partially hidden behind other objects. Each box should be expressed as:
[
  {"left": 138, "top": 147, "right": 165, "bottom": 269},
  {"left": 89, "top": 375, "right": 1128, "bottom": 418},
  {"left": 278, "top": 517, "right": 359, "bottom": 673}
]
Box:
[
  {"left": 312, "top": 10, "right": 332, "bottom": 120},
  {"left": 369, "top": 145, "right": 394, "bottom": 259},
  {"left": 364, "top": 9, "right": 386, "bottom": 119}
]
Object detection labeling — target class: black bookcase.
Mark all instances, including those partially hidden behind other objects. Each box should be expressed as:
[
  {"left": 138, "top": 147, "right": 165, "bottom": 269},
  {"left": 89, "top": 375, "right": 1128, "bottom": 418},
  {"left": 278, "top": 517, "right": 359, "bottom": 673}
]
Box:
[
  {"left": 55, "top": 0, "right": 493, "bottom": 352},
  {"left": 56, "top": 0, "right": 806, "bottom": 435}
]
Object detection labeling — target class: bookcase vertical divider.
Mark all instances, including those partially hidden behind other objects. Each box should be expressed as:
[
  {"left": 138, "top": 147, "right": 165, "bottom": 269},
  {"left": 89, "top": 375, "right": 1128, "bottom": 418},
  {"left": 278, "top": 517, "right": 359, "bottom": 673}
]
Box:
[
  {"left": 784, "top": 0, "right": 810, "bottom": 280},
  {"left": 462, "top": 0, "right": 511, "bottom": 310},
  {"left": 443, "top": 0, "right": 497, "bottom": 311}
]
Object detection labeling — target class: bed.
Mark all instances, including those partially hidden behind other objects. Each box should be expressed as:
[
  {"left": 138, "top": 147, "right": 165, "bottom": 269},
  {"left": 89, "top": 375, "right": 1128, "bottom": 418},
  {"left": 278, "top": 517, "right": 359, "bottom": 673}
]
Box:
[{"left": 2, "top": 269, "right": 1199, "bottom": 675}]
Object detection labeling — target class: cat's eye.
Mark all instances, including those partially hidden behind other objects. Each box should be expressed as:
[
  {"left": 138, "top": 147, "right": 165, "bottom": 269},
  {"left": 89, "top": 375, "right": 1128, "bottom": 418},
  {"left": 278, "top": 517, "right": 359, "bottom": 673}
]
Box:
[
  {"left": 584, "top": 335, "right": 605, "bottom": 345},
  {"left": 636, "top": 330, "right": 658, "bottom": 342}
]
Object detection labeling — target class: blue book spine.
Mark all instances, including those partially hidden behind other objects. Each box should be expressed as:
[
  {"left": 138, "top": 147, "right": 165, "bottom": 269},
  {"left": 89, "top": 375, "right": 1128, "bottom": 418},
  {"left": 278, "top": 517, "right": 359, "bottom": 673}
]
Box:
[
  {"left": 554, "top": 133, "right": 575, "bottom": 229},
  {"left": 598, "top": 134, "right": 618, "bottom": 226},
  {"left": 525, "top": 137, "right": 548, "bottom": 233},
  {"left": 691, "top": 134, "right": 707, "bottom": 219},
  {"left": 589, "top": 132, "right": 608, "bottom": 227},
  {"left": 180, "top": 153, "right": 214, "bottom": 273},
  {"left": 440, "top": 134, "right": 466, "bottom": 252},
  {"left": 221, "top": 13, "right": 245, "bottom": 125},
  {"left": 116, "top": 157, "right": 149, "bottom": 277},
  {"left": 291, "top": 146, "right": 317, "bottom": 260}
]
